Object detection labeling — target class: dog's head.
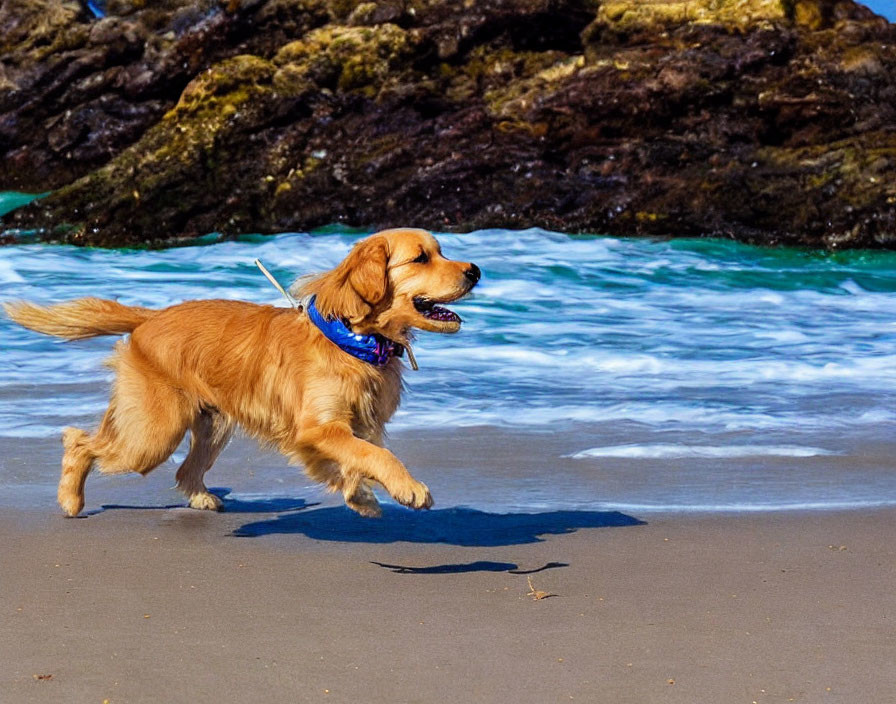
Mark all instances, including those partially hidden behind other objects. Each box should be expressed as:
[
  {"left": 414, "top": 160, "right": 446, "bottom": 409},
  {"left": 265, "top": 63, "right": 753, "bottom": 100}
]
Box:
[{"left": 297, "top": 228, "right": 480, "bottom": 341}]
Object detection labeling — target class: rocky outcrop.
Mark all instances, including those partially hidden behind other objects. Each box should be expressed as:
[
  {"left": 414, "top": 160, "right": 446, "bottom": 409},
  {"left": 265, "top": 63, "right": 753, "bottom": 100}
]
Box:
[{"left": 1, "top": 0, "right": 895, "bottom": 248}]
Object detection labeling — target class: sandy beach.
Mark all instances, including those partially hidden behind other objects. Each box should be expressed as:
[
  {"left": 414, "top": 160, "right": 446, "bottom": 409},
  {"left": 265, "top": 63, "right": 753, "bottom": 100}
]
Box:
[{"left": 3, "top": 500, "right": 895, "bottom": 703}]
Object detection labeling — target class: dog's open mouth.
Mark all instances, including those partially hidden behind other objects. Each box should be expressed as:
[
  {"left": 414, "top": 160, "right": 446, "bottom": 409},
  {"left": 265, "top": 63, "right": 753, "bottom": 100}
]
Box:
[{"left": 413, "top": 297, "right": 462, "bottom": 324}]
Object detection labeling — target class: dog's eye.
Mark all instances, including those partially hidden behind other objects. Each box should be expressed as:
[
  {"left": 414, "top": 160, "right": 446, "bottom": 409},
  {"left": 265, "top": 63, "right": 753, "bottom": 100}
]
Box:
[{"left": 412, "top": 251, "right": 429, "bottom": 264}]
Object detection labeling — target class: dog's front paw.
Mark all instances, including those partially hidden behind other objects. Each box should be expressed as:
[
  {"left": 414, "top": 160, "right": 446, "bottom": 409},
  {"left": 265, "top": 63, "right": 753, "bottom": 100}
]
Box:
[
  {"left": 392, "top": 480, "right": 433, "bottom": 510},
  {"left": 189, "top": 492, "right": 223, "bottom": 511}
]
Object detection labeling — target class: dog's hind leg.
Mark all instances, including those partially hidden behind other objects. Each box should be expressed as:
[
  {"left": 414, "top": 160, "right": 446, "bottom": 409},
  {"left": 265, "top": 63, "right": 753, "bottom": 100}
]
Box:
[
  {"left": 175, "top": 408, "right": 233, "bottom": 510},
  {"left": 58, "top": 427, "right": 95, "bottom": 517},
  {"left": 59, "top": 341, "right": 193, "bottom": 516},
  {"left": 57, "top": 391, "right": 189, "bottom": 516}
]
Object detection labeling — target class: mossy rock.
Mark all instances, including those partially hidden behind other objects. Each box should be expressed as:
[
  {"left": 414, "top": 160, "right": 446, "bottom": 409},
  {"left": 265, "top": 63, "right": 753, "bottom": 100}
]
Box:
[
  {"left": 591, "top": 0, "right": 789, "bottom": 35},
  {"left": 3, "top": 0, "right": 895, "bottom": 248},
  {"left": 0, "top": 0, "right": 85, "bottom": 56},
  {"left": 274, "top": 23, "right": 413, "bottom": 93},
  {"left": 168, "top": 54, "right": 274, "bottom": 117},
  {"left": 484, "top": 55, "right": 586, "bottom": 119},
  {"left": 326, "top": 0, "right": 366, "bottom": 21}
]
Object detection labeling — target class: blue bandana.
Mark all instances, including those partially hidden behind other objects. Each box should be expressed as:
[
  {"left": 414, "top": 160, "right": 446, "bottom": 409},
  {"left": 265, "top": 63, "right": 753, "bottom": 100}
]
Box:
[{"left": 305, "top": 296, "right": 402, "bottom": 367}]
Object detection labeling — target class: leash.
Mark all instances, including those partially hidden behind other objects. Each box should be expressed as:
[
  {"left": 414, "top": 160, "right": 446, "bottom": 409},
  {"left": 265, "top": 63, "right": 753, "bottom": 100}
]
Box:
[
  {"left": 254, "top": 259, "right": 300, "bottom": 310},
  {"left": 253, "top": 258, "right": 418, "bottom": 371}
]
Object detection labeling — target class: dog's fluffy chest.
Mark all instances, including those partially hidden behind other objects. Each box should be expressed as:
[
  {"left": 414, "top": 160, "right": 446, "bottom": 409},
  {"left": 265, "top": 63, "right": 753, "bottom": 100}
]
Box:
[{"left": 343, "top": 361, "right": 403, "bottom": 441}]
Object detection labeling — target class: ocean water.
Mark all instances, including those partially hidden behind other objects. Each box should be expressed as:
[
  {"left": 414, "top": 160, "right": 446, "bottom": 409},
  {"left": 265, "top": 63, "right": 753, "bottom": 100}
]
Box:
[{"left": 1, "top": 223, "right": 895, "bottom": 514}]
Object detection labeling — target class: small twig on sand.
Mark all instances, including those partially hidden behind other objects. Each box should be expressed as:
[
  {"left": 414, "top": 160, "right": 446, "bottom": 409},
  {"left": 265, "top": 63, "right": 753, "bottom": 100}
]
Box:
[{"left": 526, "top": 575, "right": 557, "bottom": 600}]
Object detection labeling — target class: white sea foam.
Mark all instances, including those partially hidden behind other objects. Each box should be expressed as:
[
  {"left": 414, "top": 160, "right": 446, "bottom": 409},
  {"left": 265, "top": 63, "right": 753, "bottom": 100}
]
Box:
[
  {"left": 755, "top": 330, "right": 811, "bottom": 344},
  {"left": 856, "top": 409, "right": 896, "bottom": 424},
  {"left": 0, "top": 425, "right": 62, "bottom": 438},
  {"left": 392, "top": 402, "right": 810, "bottom": 431},
  {"left": 589, "top": 499, "right": 896, "bottom": 513},
  {"left": 566, "top": 444, "right": 839, "bottom": 459},
  {"left": 418, "top": 344, "right": 896, "bottom": 387},
  {"left": 0, "top": 259, "right": 24, "bottom": 284}
]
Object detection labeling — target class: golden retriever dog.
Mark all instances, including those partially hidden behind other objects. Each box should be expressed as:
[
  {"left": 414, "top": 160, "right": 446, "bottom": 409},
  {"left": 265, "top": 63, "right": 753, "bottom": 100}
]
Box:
[{"left": 3, "top": 228, "right": 480, "bottom": 518}]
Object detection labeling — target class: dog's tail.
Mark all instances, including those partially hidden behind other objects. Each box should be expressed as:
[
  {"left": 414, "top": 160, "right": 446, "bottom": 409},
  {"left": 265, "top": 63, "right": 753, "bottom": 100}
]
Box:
[{"left": 2, "top": 298, "right": 155, "bottom": 340}]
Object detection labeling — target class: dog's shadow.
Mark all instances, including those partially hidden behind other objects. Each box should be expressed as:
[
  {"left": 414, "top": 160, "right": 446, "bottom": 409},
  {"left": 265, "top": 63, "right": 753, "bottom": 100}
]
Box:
[
  {"left": 232, "top": 504, "right": 644, "bottom": 547},
  {"left": 370, "top": 559, "right": 570, "bottom": 574},
  {"left": 89, "top": 491, "right": 317, "bottom": 516}
]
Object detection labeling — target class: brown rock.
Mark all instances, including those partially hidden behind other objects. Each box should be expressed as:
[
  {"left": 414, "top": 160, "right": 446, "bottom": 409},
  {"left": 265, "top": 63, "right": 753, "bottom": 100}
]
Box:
[{"left": 1, "top": 0, "right": 894, "bottom": 248}]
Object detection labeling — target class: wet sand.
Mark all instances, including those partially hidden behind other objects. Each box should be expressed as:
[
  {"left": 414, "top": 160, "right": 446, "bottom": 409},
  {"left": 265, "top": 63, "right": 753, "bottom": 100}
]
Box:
[{"left": 3, "top": 502, "right": 895, "bottom": 703}]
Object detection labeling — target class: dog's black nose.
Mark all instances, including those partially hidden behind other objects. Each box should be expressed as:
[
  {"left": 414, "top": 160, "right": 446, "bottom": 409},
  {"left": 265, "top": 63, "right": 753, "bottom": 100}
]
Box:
[{"left": 465, "top": 263, "right": 481, "bottom": 286}]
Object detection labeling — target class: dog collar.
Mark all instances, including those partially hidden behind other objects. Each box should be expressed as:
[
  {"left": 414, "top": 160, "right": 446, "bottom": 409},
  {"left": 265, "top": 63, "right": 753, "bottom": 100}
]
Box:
[{"left": 304, "top": 295, "right": 403, "bottom": 367}]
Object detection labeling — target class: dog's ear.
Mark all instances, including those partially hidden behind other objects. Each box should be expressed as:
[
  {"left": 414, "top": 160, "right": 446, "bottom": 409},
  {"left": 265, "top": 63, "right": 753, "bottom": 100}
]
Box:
[
  {"left": 305, "top": 235, "right": 390, "bottom": 324},
  {"left": 346, "top": 235, "right": 390, "bottom": 312}
]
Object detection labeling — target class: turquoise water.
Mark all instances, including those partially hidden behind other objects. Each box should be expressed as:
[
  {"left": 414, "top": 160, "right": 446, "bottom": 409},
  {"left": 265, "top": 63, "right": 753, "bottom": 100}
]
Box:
[
  {"left": 0, "top": 191, "right": 47, "bottom": 218},
  {"left": 1, "top": 228, "right": 895, "bottom": 513}
]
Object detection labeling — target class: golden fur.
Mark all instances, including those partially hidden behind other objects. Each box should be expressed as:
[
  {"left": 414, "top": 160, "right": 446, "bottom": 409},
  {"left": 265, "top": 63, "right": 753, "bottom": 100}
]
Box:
[{"left": 3, "top": 229, "right": 480, "bottom": 518}]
